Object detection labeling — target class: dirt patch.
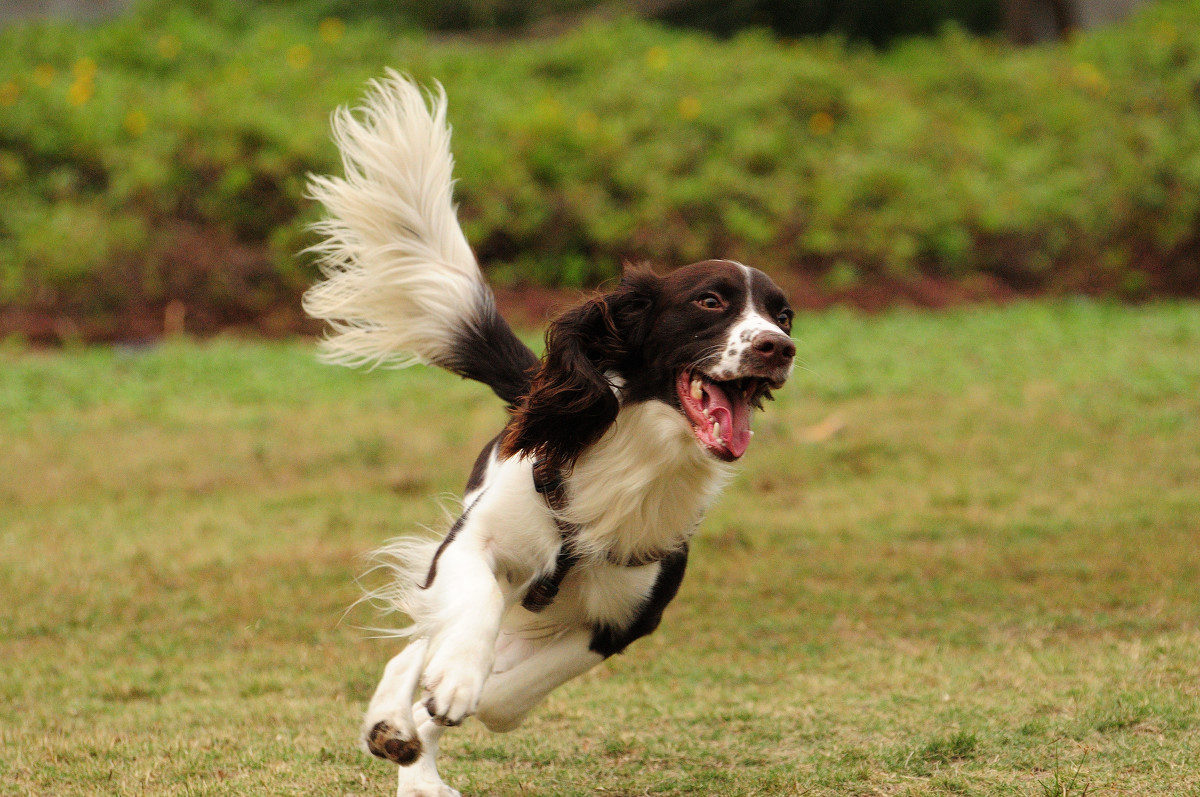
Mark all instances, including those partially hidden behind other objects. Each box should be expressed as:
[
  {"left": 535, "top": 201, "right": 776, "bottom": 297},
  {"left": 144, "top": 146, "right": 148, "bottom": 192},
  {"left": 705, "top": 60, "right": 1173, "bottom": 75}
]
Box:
[
  {"left": 0, "top": 270, "right": 1030, "bottom": 347},
  {"left": 0, "top": 226, "right": 1139, "bottom": 348}
]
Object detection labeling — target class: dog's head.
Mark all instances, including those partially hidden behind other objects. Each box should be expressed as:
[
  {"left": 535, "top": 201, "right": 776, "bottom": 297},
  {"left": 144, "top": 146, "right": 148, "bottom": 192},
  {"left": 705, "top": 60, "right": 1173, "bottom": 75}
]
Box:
[{"left": 503, "top": 260, "right": 794, "bottom": 472}]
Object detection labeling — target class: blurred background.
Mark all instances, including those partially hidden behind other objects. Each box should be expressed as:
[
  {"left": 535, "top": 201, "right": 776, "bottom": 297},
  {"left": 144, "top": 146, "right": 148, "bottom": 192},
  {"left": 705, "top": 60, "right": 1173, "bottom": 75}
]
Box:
[{"left": 1, "top": 0, "right": 1197, "bottom": 342}]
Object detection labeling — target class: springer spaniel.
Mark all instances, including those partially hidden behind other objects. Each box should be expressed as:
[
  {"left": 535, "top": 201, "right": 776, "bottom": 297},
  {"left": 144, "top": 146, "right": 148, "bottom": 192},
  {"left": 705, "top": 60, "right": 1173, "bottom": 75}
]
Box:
[{"left": 304, "top": 73, "right": 795, "bottom": 797}]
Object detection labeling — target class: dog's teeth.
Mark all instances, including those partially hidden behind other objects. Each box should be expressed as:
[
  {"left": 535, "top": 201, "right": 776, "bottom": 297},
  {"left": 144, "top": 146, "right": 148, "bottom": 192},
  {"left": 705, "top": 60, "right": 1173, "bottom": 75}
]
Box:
[
  {"left": 690, "top": 378, "right": 703, "bottom": 402},
  {"left": 712, "top": 421, "right": 721, "bottom": 441}
]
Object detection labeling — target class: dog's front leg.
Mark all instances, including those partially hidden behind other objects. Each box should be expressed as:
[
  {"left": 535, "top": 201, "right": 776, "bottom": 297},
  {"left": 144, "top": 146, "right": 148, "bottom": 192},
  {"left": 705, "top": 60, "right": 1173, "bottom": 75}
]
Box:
[
  {"left": 362, "top": 638, "right": 428, "bottom": 764},
  {"left": 391, "top": 702, "right": 461, "bottom": 797},
  {"left": 420, "top": 533, "right": 506, "bottom": 727}
]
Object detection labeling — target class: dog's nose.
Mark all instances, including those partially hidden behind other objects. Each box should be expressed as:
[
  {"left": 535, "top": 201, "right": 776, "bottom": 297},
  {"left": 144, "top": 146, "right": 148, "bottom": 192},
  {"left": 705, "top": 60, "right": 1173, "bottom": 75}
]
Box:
[{"left": 751, "top": 331, "right": 796, "bottom": 369}]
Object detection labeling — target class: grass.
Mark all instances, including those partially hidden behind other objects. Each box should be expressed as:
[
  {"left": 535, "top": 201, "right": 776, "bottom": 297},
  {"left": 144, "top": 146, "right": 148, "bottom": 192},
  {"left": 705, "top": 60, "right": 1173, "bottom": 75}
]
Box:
[{"left": 2, "top": 300, "right": 1199, "bottom": 796}]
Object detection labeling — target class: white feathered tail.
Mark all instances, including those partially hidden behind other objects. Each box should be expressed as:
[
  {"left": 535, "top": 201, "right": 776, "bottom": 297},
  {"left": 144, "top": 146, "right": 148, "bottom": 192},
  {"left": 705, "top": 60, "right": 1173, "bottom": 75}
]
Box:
[{"left": 303, "top": 72, "right": 537, "bottom": 404}]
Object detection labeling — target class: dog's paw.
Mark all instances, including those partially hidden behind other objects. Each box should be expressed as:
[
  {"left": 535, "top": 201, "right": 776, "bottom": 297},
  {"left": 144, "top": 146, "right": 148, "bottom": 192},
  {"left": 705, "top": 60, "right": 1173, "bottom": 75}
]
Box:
[
  {"left": 397, "top": 782, "right": 461, "bottom": 797},
  {"left": 421, "top": 655, "right": 488, "bottom": 726},
  {"left": 364, "top": 719, "right": 423, "bottom": 765}
]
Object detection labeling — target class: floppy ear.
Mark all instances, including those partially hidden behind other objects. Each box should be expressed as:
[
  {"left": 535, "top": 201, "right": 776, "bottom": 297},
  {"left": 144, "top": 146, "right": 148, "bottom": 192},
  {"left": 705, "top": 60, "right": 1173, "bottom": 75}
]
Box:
[{"left": 502, "top": 268, "right": 658, "bottom": 474}]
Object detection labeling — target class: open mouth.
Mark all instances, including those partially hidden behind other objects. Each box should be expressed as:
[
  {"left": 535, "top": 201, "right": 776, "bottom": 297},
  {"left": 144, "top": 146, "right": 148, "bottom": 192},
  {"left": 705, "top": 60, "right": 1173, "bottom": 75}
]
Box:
[{"left": 676, "top": 370, "right": 772, "bottom": 462}]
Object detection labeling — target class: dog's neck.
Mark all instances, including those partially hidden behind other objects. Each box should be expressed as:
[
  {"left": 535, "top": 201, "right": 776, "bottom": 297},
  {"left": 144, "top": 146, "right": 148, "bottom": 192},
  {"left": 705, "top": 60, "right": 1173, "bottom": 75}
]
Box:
[{"left": 557, "top": 400, "right": 732, "bottom": 565}]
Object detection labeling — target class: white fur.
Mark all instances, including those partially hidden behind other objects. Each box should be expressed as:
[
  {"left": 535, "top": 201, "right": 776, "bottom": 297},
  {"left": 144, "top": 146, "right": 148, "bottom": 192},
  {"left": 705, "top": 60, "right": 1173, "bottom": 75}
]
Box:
[
  {"left": 368, "top": 401, "right": 721, "bottom": 639},
  {"left": 303, "top": 72, "right": 490, "bottom": 370},
  {"left": 363, "top": 638, "right": 428, "bottom": 748},
  {"left": 709, "top": 262, "right": 793, "bottom": 382},
  {"left": 561, "top": 401, "right": 730, "bottom": 564},
  {"left": 395, "top": 703, "right": 459, "bottom": 797}
]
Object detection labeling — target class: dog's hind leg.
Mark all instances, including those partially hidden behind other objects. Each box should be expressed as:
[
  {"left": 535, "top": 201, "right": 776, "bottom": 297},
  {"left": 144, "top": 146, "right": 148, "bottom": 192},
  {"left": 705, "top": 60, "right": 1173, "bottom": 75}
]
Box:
[
  {"left": 362, "top": 638, "right": 428, "bottom": 764},
  {"left": 475, "top": 626, "right": 604, "bottom": 733}
]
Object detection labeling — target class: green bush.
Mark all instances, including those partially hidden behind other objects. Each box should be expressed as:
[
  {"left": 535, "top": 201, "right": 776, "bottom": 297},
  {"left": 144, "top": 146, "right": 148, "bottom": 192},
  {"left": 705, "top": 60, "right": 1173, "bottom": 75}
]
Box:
[
  {"left": 653, "top": 0, "right": 1003, "bottom": 45},
  {"left": 1, "top": 1, "right": 1199, "bottom": 339}
]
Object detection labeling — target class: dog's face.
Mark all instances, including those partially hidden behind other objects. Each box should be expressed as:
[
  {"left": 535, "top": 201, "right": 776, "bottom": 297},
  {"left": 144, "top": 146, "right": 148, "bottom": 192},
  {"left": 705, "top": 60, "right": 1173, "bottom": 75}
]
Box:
[
  {"left": 619, "top": 260, "right": 795, "bottom": 461},
  {"left": 503, "top": 259, "right": 794, "bottom": 471}
]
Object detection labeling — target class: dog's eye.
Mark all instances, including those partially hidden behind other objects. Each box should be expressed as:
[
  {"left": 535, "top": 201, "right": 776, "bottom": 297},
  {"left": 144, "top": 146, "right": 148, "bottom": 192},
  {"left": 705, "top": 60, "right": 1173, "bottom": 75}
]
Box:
[
  {"left": 776, "top": 310, "right": 793, "bottom": 328},
  {"left": 696, "top": 293, "right": 725, "bottom": 310}
]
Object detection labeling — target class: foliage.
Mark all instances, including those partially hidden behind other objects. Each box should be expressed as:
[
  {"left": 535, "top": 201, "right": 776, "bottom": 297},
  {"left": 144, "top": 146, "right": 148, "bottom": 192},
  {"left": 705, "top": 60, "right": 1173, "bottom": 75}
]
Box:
[
  {"left": 151, "top": 0, "right": 1006, "bottom": 40},
  {"left": 1, "top": 2, "right": 1200, "bottom": 338},
  {"left": 3, "top": 303, "right": 1200, "bottom": 794},
  {"left": 655, "top": 0, "right": 1004, "bottom": 44},
  {"left": 146, "top": 0, "right": 602, "bottom": 31}
]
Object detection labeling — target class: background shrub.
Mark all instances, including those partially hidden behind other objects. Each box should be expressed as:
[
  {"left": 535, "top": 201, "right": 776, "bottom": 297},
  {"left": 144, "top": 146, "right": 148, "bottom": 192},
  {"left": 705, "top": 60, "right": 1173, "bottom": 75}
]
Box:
[
  {"left": 653, "top": 0, "right": 1003, "bottom": 44},
  {"left": 1, "top": 0, "right": 1198, "bottom": 339}
]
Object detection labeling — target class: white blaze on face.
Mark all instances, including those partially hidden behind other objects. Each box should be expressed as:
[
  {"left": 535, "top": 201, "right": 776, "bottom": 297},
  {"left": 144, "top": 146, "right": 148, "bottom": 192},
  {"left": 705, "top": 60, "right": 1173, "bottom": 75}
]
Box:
[{"left": 706, "top": 263, "right": 791, "bottom": 382}]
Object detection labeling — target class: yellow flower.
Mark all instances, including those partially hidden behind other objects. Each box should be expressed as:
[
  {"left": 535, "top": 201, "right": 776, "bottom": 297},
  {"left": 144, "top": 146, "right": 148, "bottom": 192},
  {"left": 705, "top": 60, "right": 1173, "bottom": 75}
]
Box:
[
  {"left": 318, "top": 17, "right": 346, "bottom": 44},
  {"left": 287, "top": 44, "right": 313, "bottom": 70},
  {"left": 808, "top": 110, "right": 835, "bottom": 136},
  {"left": 33, "top": 64, "right": 56, "bottom": 88},
  {"left": 157, "top": 34, "right": 182, "bottom": 60},
  {"left": 678, "top": 95, "right": 701, "bottom": 120},
  {"left": 645, "top": 45, "right": 668, "bottom": 71},
  {"left": 124, "top": 109, "right": 149, "bottom": 138},
  {"left": 0, "top": 80, "right": 19, "bottom": 108},
  {"left": 67, "top": 79, "right": 93, "bottom": 106}
]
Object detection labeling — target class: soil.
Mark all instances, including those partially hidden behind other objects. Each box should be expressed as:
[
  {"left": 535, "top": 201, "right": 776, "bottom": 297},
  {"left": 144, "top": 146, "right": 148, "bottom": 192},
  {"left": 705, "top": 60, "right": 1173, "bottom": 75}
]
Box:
[
  {"left": 0, "top": 227, "right": 1145, "bottom": 348},
  {"left": 0, "top": 267, "right": 1038, "bottom": 348},
  {"left": 0, "top": 276, "right": 1026, "bottom": 349}
]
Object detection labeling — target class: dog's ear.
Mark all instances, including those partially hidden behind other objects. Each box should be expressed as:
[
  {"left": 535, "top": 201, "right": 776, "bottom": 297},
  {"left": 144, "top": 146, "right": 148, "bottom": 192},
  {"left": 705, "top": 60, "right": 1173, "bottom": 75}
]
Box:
[
  {"left": 502, "top": 268, "right": 659, "bottom": 473},
  {"left": 606, "top": 265, "right": 658, "bottom": 352}
]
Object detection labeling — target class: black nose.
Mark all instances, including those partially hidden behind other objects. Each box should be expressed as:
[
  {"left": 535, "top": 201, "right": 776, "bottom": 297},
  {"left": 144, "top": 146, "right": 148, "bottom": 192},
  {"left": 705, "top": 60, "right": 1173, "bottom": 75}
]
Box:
[{"left": 752, "top": 332, "right": 796, "bottom": 369}]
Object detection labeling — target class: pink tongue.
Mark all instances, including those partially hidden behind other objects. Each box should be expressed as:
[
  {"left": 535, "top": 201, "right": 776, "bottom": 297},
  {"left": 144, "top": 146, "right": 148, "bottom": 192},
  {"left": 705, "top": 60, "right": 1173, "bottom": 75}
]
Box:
[{"left": 705, "top": 382, "right": 752, "bottom": 458}]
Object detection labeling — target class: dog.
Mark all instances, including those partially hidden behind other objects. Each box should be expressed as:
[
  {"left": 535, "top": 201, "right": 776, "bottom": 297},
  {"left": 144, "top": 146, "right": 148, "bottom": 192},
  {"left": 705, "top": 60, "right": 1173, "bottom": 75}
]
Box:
[{"left": 303, "top": 73, "right": 795, "bottom": 797}]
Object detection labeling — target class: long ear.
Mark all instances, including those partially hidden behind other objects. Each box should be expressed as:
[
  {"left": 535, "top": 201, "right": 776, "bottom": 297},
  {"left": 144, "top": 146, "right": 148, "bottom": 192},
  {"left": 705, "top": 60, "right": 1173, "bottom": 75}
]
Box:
[{"left": 502, "top": 269, "right": 658, "bottom": 473}]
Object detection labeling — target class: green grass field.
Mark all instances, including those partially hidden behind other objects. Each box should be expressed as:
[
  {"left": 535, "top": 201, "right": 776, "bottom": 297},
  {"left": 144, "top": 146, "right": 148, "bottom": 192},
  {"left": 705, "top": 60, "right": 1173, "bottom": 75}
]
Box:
[{"left": 3, "top": 301, "right": 1199, "bottom": 796}]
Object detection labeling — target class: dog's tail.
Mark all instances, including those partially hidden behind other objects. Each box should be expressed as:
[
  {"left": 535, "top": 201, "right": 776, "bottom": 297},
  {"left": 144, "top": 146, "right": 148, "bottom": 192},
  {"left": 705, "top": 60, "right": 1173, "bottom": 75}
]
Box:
[{"left": 303, "top": 72, "right": 538, "bottom": 407}]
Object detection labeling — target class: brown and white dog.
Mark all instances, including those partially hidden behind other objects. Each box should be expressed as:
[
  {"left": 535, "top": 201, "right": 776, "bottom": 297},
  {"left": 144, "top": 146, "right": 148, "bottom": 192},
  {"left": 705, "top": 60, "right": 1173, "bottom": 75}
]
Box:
[{"left": 304, "top": 73, "right": 795, "bottom": 797}]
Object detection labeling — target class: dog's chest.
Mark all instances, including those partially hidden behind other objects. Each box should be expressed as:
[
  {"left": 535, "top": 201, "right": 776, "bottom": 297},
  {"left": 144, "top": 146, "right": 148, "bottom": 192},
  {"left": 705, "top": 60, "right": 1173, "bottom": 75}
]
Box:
[{"left": 558, "top": 401, "right": 731, "bottom": 564}]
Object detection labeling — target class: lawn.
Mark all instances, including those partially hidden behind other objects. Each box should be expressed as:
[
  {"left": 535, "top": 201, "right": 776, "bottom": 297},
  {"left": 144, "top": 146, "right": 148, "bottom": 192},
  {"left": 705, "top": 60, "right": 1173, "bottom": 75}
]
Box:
[{"left": 2, "top": 301, "right": 1199, "bottom": 796}]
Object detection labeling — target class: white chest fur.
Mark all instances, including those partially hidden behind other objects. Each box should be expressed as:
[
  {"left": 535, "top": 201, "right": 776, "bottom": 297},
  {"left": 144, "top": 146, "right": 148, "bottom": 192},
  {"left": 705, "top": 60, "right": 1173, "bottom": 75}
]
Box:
[{"left": 559, "top": 401, "right": 732, "bottom": 565}]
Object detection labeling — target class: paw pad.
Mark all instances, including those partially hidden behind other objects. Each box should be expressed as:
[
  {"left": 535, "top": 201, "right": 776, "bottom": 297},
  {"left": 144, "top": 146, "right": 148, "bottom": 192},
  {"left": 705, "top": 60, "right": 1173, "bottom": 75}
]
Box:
[{"left": 366, "top": 720, "right": 423, "bottom": 765}]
